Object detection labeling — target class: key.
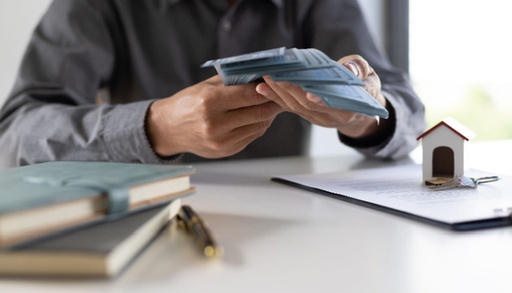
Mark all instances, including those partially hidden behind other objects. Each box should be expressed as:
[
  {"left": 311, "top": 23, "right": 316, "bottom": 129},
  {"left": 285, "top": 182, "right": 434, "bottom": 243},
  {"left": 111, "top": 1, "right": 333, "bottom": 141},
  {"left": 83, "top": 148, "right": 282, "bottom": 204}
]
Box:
[{"left": 427, "top": 175, "right": 500, "bottom": 191}]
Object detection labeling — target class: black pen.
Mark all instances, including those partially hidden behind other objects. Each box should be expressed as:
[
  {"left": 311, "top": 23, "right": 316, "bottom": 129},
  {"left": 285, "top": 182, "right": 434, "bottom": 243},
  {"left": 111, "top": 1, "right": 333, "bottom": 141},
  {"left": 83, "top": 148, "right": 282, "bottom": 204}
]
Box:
[{"left": 177, "top": 205, "right": 223, "bottom": 258}]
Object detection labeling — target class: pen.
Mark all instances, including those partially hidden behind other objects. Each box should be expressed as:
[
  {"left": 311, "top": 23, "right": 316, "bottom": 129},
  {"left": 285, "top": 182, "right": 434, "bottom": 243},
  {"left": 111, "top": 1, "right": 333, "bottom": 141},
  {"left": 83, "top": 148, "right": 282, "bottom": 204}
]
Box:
[{"left": 176, "top": 205, "right": 223, "bottom": 258}]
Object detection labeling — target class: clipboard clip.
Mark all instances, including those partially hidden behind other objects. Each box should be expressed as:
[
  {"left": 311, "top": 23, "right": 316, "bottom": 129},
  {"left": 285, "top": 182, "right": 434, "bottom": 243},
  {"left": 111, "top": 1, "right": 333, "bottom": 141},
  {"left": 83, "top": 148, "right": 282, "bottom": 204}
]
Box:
[{"left": 492, "top": 206, "right": 512, "bottom": 218}]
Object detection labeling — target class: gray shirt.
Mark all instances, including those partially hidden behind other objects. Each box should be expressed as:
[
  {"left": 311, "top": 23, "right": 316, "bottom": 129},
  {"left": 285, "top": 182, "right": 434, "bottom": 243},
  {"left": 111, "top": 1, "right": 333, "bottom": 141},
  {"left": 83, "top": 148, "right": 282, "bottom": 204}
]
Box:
[{"left": 0, "top": 0, "right": 425, "bottom": 168}]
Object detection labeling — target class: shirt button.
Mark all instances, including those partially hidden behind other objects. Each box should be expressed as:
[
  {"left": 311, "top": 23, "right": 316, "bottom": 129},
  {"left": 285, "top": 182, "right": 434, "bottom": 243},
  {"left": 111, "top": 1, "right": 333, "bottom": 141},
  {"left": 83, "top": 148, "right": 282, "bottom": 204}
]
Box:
[{"left": 222, "top": 20, "right": 232, "bottom": 31}]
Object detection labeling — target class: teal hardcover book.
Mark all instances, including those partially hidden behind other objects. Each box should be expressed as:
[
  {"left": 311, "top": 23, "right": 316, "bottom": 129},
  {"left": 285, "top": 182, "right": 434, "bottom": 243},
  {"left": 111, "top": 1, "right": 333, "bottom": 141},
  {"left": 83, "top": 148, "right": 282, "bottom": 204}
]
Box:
[{"left": 0, "top": 161, "right": 195, "bottom": 248}]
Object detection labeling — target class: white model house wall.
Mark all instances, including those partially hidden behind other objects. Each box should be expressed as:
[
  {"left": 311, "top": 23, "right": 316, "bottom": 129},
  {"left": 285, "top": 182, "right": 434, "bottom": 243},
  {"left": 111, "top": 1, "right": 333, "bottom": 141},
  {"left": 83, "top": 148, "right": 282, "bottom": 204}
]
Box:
[{"left": 421, "top": 125, "right": 466, "bottom": 182}]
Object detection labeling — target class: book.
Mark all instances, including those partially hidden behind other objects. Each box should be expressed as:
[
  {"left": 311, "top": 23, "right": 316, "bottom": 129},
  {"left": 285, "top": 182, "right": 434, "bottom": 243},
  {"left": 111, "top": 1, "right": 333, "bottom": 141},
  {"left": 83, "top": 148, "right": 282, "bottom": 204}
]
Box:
[
  {"left": 0, "top": 161, "right": 195, "bottom": 248},
  {"left": 0, "top": 199, "right": 181, "bottom": 277},
  {"left": 201, "top": 47, "right": 388, "bottom": 118},
  {"left": 272, "top": 164, "right": 512, "bottom": 230}
]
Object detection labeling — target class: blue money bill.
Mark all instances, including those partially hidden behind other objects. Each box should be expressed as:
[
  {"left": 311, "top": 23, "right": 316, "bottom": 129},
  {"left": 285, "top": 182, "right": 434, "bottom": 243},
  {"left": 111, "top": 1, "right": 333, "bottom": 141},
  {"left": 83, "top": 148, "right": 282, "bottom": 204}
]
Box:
[
  {"left": 201, "top": 47, "right": 387, "bottom": 119},
  {"left": 302, "top": 84, "right": 389, "bottom": 118},
  {"left": 201, "top": 47, "right": 286, "bottom": 68},
  {"left": 270, "top": 63, "right": 365, "bottom": 86}
]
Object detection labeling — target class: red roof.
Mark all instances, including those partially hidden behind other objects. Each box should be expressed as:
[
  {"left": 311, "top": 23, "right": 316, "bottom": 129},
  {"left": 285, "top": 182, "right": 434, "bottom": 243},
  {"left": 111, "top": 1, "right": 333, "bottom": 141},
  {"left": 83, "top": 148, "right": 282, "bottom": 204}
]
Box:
[{"left": 417, "top": 117, "right": 475, "bottom": 141}]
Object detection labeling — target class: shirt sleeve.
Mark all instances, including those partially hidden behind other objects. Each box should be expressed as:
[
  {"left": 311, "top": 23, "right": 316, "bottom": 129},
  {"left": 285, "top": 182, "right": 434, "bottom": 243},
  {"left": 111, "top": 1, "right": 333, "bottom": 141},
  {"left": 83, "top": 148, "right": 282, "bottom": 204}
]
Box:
[
  {"left": 304, "top": 0, "right": 426, "bottom": 159},
  {"left": 0, "top": 0, "right": 164, "bottom": 168}
]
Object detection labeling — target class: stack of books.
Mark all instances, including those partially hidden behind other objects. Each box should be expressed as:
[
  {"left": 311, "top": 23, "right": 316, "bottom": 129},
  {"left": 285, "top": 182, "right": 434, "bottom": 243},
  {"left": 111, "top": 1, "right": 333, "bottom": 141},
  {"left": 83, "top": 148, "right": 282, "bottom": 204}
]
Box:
[{"left": 0, "top": 161, "right": 196, "bottom": 277}]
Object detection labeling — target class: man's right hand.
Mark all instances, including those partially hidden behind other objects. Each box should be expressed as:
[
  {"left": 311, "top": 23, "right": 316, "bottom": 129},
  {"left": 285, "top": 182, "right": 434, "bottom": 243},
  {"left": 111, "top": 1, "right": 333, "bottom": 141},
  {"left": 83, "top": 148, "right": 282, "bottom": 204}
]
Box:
[{"left": 146, "top": 75, "right": 283, "bottom": 158}]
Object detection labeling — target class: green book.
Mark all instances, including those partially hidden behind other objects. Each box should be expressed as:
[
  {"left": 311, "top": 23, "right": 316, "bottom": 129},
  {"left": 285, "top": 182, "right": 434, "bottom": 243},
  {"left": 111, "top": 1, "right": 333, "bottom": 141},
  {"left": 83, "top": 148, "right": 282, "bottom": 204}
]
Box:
[
  {"left": 0, "top": 200, "right": 181, "bottom": 277},
  {"left": 0, "top": 161, "right": 195, "bottom": 248}
]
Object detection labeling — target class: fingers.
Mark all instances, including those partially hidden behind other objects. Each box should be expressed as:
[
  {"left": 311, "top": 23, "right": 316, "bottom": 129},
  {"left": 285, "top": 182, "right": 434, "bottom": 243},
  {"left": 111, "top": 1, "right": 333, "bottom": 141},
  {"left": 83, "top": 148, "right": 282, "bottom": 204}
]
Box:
[
  {"left": 339, "top": 55, "right": 373, "bottom": 80},
  {"left": 257, "top": 77, "right": 360, "bottom": 128},
  {"left": 197, "top": 76, "right": 283, "bottom": 133},
  {"left": 188, "top": 102, "right": 281, "bottom": 158},
  {"left": 221, "top": 121, "right": 274, "bottom": 154},
  {"left": 338, "top": 55, "right": 385, "bottom": 107},
  {"left": 146, "top": 75, "right": 284, "bottom": 159},
  {"left": 257, "top": 78, "right": 323, "bottom": 112},
  {"left": 204, "top": 75, "right": 272, "bottom": 110},
  {"left": 211, "top": 101, "right": 283, "bottom": 136},
  {"left": 305, "top": 92, "right": 327, "bottom": 106}
]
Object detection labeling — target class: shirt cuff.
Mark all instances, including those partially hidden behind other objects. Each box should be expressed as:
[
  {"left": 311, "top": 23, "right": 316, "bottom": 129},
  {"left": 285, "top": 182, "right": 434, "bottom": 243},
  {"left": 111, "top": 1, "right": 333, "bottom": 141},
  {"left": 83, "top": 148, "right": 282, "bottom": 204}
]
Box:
[
  {"left": 338, "top": 92, "right": 398, "bottom": 158},
  {"left": 339, "top": 90, "right": 422, "bottom": 160},
  {"left": 101, "top": 100, "right": 181, "bottom": 164}
]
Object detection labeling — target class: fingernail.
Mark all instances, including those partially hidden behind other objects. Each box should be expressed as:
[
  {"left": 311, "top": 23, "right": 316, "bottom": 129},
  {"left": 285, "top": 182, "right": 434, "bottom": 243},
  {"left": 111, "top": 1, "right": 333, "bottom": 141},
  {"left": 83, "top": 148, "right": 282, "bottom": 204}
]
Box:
[
  {"left": 306, "top": 92, "right": 324, "bottom": 105},
  {"left": 256, "top": 83, "right": 269, "bottom": 96},
  {"left": 346, "top": 62, "right": 360, "bottom": 77}
]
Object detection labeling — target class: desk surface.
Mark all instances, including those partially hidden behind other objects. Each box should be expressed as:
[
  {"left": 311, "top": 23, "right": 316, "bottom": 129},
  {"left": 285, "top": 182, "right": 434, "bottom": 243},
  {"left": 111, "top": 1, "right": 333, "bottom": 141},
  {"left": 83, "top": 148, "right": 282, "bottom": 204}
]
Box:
[{"left": 2, "top": 141, "right": 512, "bottom": 293}]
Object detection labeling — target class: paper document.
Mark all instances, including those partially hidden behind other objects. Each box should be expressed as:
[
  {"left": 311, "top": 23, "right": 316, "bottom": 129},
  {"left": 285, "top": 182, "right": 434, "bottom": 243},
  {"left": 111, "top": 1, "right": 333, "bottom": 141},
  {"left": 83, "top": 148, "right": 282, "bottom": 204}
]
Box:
[{"left": 273, "top": 164, "right": 512, "bottom": 230}]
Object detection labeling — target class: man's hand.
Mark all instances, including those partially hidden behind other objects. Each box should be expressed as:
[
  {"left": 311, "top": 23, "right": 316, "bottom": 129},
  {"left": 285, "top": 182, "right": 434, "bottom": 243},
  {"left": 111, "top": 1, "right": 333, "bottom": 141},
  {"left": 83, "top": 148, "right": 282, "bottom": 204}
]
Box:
[
  {"left": 146, "top": 75, "right": 283, "bottom": 158},
  {"left": 256, "top": 55, "right": 390, "bottom": 140}
]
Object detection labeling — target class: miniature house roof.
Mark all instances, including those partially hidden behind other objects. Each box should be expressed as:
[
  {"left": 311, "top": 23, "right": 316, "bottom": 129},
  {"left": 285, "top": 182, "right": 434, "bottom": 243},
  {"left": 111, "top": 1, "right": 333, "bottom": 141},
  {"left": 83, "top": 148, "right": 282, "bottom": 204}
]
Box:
[{"left": 417, "top": 117, "right": 476, "bottom": 141}]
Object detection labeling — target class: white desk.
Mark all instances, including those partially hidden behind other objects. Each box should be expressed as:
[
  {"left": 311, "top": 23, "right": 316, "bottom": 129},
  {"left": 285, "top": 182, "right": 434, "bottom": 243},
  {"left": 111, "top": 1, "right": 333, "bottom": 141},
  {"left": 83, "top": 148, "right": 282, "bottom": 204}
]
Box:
[{"left": 2, "top": 141, "right": 512, "bottom": 293}]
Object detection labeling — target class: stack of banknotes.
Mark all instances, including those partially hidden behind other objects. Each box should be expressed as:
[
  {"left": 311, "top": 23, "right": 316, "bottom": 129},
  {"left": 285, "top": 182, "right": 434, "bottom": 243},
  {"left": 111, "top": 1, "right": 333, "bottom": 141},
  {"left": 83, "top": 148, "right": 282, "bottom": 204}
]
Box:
[{"left": 201, "top": 47, "right": 388, "bottom": 119}]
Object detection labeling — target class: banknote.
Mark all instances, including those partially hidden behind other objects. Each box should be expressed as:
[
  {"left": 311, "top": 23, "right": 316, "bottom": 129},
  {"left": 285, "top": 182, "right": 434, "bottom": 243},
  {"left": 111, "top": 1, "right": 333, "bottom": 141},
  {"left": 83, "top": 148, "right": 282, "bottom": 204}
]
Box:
[
  {"left": 219, "top": 48, "right": 307, "bottom": 75},
  {"left": 269, "top": 63, "right": 365, "bottom": 86},
  {"left": 201, "top": 47, "right": 387, "bottom": 118},
  {"left": 202, "top": 47, "right": 341, "bottom": 82},
  {"left": 302, "top": 84, "right": 389, "bottom": 118},
  {"left": 201, "top": 47, "right": 286, "bottom": 68}
]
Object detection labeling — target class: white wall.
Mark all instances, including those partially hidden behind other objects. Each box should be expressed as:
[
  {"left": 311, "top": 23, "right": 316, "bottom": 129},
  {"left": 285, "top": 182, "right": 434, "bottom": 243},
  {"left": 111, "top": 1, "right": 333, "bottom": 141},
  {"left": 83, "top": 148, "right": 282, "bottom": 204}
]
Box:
[
  {"left": 0, "top": 0, "right": 52, "bottom": 105},
  {"left": 0, "top": 0, "right": 385, "bottom": 158}
]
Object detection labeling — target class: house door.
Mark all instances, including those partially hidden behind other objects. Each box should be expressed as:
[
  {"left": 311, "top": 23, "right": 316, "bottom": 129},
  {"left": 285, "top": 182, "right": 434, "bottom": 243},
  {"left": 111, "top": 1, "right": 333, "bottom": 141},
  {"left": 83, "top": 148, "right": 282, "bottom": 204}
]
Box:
[{"left": 432, "top": 146, "right": 454, "bottom": 178}]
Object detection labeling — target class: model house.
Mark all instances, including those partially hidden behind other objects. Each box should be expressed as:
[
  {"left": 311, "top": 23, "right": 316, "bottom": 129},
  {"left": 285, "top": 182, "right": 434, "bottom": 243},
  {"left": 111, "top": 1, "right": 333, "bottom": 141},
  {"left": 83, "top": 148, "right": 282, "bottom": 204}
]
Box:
[{"left": 417, "top": 117, "right": 476, "bottom": 184}]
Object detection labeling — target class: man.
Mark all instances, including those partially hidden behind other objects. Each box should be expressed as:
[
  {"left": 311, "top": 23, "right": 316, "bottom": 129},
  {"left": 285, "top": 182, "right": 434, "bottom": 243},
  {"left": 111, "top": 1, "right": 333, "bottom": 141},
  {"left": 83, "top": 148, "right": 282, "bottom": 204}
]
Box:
[{"left": 0, "top": 0, "right": 425, "bottom": 168}]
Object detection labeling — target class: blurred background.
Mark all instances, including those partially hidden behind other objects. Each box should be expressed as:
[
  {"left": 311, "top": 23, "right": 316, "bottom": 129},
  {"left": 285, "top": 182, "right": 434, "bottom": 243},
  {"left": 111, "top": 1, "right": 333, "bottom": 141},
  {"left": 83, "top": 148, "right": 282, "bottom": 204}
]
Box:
[
  {"left": 410, "top": 1, "right": 512, "bottom": 141},
  {"left": 1, "top": 0, "right": 510, "bottom": 157}
]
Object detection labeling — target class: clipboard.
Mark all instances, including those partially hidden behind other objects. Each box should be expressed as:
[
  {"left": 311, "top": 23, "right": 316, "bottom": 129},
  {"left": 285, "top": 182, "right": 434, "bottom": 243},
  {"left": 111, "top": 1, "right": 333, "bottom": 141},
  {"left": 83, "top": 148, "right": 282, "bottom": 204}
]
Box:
[{"left": 272, "top": 164, "right": 512, "bottom": 231}]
